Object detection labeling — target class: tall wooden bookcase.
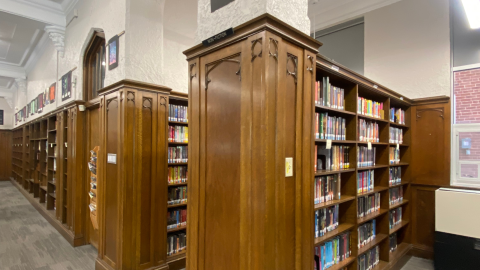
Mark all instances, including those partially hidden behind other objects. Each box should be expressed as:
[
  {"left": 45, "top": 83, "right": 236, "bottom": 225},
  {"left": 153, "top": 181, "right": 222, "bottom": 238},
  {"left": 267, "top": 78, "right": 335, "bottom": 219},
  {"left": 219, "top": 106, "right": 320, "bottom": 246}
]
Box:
[
  {"left": 166, "top": 91, "right": 188, "bottom": 270},
  {"left": 184, "top": 14, "right": 413, "bottom": 270},
  {"left": 10, "top": 101, "right": 87, "bottom": 247}
]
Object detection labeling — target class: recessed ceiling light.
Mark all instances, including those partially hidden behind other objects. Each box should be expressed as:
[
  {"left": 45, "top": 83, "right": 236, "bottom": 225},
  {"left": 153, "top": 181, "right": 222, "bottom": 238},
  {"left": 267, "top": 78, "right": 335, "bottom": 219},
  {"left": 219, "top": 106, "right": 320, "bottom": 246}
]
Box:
[{"left": 462, "top": 0, "right": 480, "bottom": 29}]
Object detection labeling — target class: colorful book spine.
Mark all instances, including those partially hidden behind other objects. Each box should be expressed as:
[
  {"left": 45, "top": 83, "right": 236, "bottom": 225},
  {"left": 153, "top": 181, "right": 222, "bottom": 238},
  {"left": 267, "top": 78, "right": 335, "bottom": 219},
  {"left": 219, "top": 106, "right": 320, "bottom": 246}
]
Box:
[
  {"left": 357, "top": 170, "right": 375, "bottom": 194},
  {"left": 315, "top": 77, "right": 346, "bottom": 110},
  {"left": 358, "top": 119, "right": 379, "bottom": 142},
  {"left": 357, "top": 146, "right": 376, "bottom": 168},
  {"left": 389, "top": 167, "right": 402, "bottom": 186},
  {"left": 314, "top": 174, "right": 341, "bottom": 204},
  {"left": 389, "top": 127, "right": 403, "bottom": 144},
  {"left": 358, "top": 97, "right": 384, "bottom": 119},
  {"left": 169, "top": 104, "right": 188, "bottom": 123},
  {"left": 317, "top": 113, "right": 346, "bottom": 140}
]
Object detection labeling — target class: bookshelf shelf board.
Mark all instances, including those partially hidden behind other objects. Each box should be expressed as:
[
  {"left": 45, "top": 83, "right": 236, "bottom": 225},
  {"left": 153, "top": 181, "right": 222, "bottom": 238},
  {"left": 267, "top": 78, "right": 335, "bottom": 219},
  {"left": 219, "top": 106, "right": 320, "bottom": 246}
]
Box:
[
  {"left": 389, "top": 122, "right": 409, "bottom": 129},
  {"left": 48, "top": 181, "right": 56, "bottom": 186},
  {"left": 315, "top": 105, "right": 357, "bottom": 116},
  {"left": 357, "top": 141, "right": 389, "bottom": 146},
  {"left": 358, "top": 234, "right": 388, "bottom": 256},
  {"left": 48, "top": 193, "right": 56, "bottom": 199},
  {"left": 168, "top": 182, "right": 188, "bottom": 187},
  {"left": 389, "top": 242, "right": 411, "bottom": 262},
  {"left": 315, "top": 139, "right": 357, "bottom": 144},
  {"left": 167, "top": 225, "right": 187, "bottom": 233},
  {"left": 314, "top": 168, "right": 355, "bottom": 176},
  {"left": 389, "top": 199, "right": 409, "bottom": 210},
  {"left": 48, "top": 156, "right": 57, "bottom": 158},
  {"left": 27, "top": 179, "right": 34, "bottom": 183},
  {"left": 168, "top": 163, "right": 188, "bottom": 166},
  {"left": 389, "top": 143, "right": 409, "bottom": 147},
  {"left": 389, "top": 220, "right": 410, "bottom": 235},
  {"left": 40, "top": 186, "right": 47, "bottom": 192},
  {"left": 169, "top": 142, "right": 188, "bottom": 145},
  {"left": 389, "top": 182, "right": 409, "bottom": 188},
  {"left": 357, "top": 165, "right": 389, "bottom": 171},
  {"left": 314, "top": 195, "right": 355, "bottom": 211},
  {"left": 357, "top": 209, "right": 388, "bottom": 225},
  {"left": 358, "top": 114, "right": 389, "bottom": 123},
  {"left": 358, "top": 186, "right": 389, "bottom": 197},
  {"left": 166, "top": 250, "right": 187, "bottom": 262},
  {"left": 314, "top": 223, "right": 355, "bottom": 246},
  {"left": 48, "top": 129, "right": 57, "bottom": 132},
  {"left": 167, "top": 202, "right": 188, "bottom": 208},
  {"left": 48, "top": 169, "right": 56, "bottom": 172},
  {"left": 372, "top": 260, "right": 389, "bottom": 270},
  {"left": 390, "top": 162, "right": 409, "bottom": 167},
  {"left": 169, "top": 121, "right": 189, "bottom": 125},
  {"left": 325, "top": 256, "right": 355, "bottom": 270}
]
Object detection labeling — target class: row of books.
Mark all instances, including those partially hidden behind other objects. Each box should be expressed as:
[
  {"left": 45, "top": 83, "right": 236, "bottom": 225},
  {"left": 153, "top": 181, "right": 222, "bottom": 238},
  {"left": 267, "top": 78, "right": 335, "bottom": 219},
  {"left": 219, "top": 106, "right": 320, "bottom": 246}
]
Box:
[
  {"left": 168, "top": 125, "right": 188, "bottom": 143},
  {"left": 389, "top": 127, "right": 403, "bottom": 144},
  {"left": 315, "top": 77, "right": 346, "bottom": 110},
  {"left": 358, "top": 220, "right": 376, "bottom": 248},
  {"left": 357, "top": 170, "right": 374, "bottom": 194},
  {"left": 390, "top": 108, "right": 405, "bottom": 124},
  {"left": 168, "top": 166, "right": 188, "bottom": 184},
  {"left": 169, "top": 104, "right": 188, "bottom": 123},
  {"left": 358, "top": 119, "right": 379, "bottom": 142},
  {"left": 390, "top": 233, "right": 398, "bottom": 253},
  {"left": 316, "top": 145, "right": 350, "bottom": 171},
  {"left": 314, "top": 174, "right": 341, "bottom": 204},
  {"left": 167, "top": 232, "right": 186, "bottom": 256},
  {"left": 314, "top": 231, "right": 351, "bottom": 270},
  {"left": 358, "top": 97, "right": 384, "bottom": 119},
  {"left": 389, "top": 167, "right": 402, "bottom": 186},
  {"left": 315, "top": 205, "right": 339, "bottom": 238},
  {"left": 358, "top": 246, "right": 380, "bottom": 270},
  {"left": 389, "top": 208, "right": 402, "bottom": 229},
  {"left": 168, "top": 146, "right": 188, "bottom": 164},
  {"left": 389, "top": 186, "right": 403, "bottom": 205},
  {"left": 357, "top": 146, "right": 376, "bottom": 168},
  {"left": 167, "top": 209, "right": 187, "bottom": 230},
  {"left": 389, "top": 147, "right": 400, "bottom": 164},
  {"left": 315, "top": 113, "right": 346, "bottom": 140},
  {"left": 357, "top": 193, "right": 380, "bottom": 218},
  {"left": 168, "top": 186, "right": 187, "bottom": 205}
]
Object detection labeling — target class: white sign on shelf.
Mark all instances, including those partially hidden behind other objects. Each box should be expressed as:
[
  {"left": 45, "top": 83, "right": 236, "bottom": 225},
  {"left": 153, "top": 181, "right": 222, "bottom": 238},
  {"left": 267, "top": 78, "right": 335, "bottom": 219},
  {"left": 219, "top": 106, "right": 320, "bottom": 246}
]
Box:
[
  {"left": 326, "top": 139, "right": 332, "bottom": 149},
  {"left": 107, "top": 153, "right": 117, "bottom": 164},
  {"left": 368, "top": 142, "right": 372, "bottom": 150},
  {"left": 285, "top": 157, "right": 293, "bottom": 177},
  {"left": 331, "top": 65, "right": 339, "bottom": 72}
]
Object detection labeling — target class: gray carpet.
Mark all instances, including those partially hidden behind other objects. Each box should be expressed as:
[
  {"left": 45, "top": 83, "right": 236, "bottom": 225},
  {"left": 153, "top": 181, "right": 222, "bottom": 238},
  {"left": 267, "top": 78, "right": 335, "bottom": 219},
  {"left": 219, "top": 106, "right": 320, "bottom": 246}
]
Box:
[
  {"left": 0, "top": 181, "right": 96, "bottom": 270},
  {"left": 401, "top": 257, "right": 434, "bottom": 270}
]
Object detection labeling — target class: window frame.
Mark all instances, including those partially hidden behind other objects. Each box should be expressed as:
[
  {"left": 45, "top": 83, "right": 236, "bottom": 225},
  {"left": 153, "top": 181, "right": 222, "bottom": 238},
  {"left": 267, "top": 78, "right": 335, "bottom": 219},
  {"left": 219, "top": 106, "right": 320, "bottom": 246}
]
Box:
[{"left": 83, "top": 32, "right": 106, "bottom": 101}]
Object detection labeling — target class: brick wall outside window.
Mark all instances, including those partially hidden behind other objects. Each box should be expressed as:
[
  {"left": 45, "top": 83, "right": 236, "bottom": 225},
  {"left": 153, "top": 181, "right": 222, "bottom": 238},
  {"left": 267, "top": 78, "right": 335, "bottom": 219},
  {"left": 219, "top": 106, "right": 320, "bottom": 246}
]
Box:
[{"left": 454, "top": 68, "right": 480, "bottom": 178}]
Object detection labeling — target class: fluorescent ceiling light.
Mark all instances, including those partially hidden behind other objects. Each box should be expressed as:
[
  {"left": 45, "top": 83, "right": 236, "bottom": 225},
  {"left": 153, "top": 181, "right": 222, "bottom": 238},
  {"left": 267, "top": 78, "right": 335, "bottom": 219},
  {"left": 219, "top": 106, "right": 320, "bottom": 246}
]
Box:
[{"left": 462, "top": 0, "right": 480, "bottom": 29}]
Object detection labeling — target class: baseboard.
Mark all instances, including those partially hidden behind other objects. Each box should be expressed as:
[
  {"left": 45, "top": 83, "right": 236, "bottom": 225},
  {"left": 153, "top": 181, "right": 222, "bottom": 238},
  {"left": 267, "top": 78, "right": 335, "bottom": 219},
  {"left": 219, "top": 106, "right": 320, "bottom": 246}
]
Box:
[
  {"left": 408, "top": 244, "right": 434, "bottom": 260},
  {"left": 9, "top": 179, "right": 86, "bottom": 247},
  {"left": 95, "top": 258, "right": 169, "bottom": 270}
]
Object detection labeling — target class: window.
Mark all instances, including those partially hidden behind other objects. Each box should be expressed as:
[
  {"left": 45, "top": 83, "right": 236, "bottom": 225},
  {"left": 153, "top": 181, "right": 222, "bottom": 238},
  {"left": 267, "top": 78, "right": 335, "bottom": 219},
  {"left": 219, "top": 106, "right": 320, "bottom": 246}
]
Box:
[
  {"left": 0, "top": 110, "right": 3, "bottom": 125},
  {"left": 451, "top": 67, "right": 480, "bottom": 187},
  {"left": 84, "top": 32, "right": 106, "bottom": 101}
]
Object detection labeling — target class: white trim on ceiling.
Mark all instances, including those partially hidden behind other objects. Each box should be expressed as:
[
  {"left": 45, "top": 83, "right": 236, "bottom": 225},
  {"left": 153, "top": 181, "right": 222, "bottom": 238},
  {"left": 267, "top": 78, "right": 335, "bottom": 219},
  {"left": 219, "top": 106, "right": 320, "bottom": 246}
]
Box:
[
  {"left": 0, "top": 0, "right": 66, "bottom": 27},
  {"left": 0, "top": 63, "right": 26, "bottom": 79},
  {"left": 309, "top": 0, "right": 402, "bottom": 32},
  {"left": 24, "top": 31, "right": 48, "bottom": 74},
  {"left": 17, "top": 29, "right": 40, "bottom": 66}
]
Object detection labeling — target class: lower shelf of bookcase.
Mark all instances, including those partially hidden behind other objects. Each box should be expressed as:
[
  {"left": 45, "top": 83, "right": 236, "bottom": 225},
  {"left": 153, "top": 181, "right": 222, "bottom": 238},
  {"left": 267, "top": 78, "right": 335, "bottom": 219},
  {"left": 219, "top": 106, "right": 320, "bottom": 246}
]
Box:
[
  {"left": 327, "top": 256, "right": 355, "bottom": 270},
  {"left": 389, "top": 242, "right": 410, "bottom": 262},
  {"left": 372, "top": 260, "right": 389, "bottom": 270},
  {"left": 389, "top": 220, "right": 409, "bottom": 235},
  {"left": 314, "top": 223, "right": 355, "bottom": 246},
  {"left": 358, "top": 234, "right": 388, "bottom": 256},
  {"left": 167, "top": 250, "right": 186, "bottom": 263}
]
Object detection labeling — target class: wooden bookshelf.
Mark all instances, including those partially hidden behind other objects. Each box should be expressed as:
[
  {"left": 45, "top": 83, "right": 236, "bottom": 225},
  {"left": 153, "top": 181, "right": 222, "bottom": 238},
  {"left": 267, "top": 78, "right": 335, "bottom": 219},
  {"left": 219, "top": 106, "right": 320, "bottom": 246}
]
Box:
[
  {"left": 9, "top": 101, "right": 87, "bottom": 247},
  {"left": 313, "top": 54, "right": 412, "bottom": 270},
  {"left": 166, "top": 91, "right": 188, "bottom": 270}
]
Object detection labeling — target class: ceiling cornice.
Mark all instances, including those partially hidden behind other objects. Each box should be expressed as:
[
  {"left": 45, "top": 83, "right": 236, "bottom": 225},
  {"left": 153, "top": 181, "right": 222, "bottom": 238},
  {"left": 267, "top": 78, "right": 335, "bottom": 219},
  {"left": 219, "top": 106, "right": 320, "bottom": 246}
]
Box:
[
  {"left": 24, "top": 31, "right": 49, "bottom": 74},
  {"left": 309, "top": 0, "right": 402, "bottom": 32},
  {"left": 0, "top": 63, "right": 26, "bottom": 79},
  {"left": 0, "top": 0, "right": 66, "bottom": 26}
]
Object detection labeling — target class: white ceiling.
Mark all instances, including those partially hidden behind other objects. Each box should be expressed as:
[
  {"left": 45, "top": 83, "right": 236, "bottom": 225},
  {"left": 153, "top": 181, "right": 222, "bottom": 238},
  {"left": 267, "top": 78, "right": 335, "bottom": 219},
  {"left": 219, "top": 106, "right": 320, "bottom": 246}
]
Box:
[
  {"left": 308, "top": 0, "right": 402, "bottom": 32},
  {"left": 0, "top": 11, "right": 46, "bottom": 67}
]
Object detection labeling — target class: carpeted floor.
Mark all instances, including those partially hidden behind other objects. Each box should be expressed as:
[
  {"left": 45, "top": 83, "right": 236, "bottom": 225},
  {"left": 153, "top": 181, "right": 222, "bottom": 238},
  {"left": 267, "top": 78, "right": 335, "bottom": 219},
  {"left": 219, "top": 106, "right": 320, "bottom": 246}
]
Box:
[
  {"left": 0, "top": 181, "right": 97, "bottom": 270},
  {"left": 0, "top": 180, "right": 431, "bottom": 270}
]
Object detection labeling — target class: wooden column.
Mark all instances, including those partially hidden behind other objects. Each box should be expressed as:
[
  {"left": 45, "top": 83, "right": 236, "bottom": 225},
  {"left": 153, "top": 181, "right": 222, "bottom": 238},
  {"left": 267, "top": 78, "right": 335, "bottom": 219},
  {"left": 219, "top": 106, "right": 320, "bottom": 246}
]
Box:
[
  {"left": 184, "top": 14, "right": 320, "bottom": 270},
  {"left": 96, "top": 80, "right": 171, "bottom": 270}
]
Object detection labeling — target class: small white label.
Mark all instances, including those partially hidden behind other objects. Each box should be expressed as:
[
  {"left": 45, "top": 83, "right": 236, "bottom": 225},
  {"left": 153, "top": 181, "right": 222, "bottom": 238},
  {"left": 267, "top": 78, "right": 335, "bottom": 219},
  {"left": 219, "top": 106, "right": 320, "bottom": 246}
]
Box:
[
  {"left": 65, "top": 142, "right": 67, "bottom": 147},
  {"left": 373, "top": 85, "right": 378, "bottom": 89},
  {"left": 326, "top": 139, "right": 332, "bottom": 149},
  {"left": 285, "top": 157, "right": 293, "bottom": 177},
  {"left": 397, "top": 143, "right": 400, "bottom": 150},
  {"left": 107, "top": 154, "right": 117, "bottom": 164},
  {"left": 368, "top": 142, "right": 372, "bottom": 150},
  {"left": 331, "top": 65, "right": 339, "bottom": 72},
  {"left": 400, "top": 97, "right": 404, "bottom": 100}
]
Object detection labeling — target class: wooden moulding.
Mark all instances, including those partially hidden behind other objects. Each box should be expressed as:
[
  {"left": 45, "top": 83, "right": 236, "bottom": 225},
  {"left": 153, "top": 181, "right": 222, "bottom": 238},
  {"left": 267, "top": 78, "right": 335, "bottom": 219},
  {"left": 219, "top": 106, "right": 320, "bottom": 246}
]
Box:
[
  {"left": 411, "top": 96, "right": 450, "bottom": 106},
  {"left": 97, "top": 79, "right": 172, "bottom": 96}
]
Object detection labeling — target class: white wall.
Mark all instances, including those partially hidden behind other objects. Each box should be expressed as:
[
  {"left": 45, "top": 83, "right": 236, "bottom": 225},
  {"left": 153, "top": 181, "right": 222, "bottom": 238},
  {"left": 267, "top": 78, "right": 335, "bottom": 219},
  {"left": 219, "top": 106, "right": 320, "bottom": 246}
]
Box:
[
  {"left": 364, "top": 0, "right": 450, "bottom": 99},
  {"left": 0, "top": 98, "right": 14, "bottom": 129}
]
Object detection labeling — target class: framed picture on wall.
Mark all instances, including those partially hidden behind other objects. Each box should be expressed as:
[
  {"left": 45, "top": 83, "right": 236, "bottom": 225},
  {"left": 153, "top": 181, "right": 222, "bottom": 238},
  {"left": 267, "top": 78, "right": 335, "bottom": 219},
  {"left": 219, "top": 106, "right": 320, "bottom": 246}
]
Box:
[
  {"left": 61, "top": 71, "right": 72, "bottom": 101},
  {"left": 108, "top": 35, "right": 119, "bottom": 70},
  {"left": 49, "top": 83, "right": 56, "bottom": 103}
]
